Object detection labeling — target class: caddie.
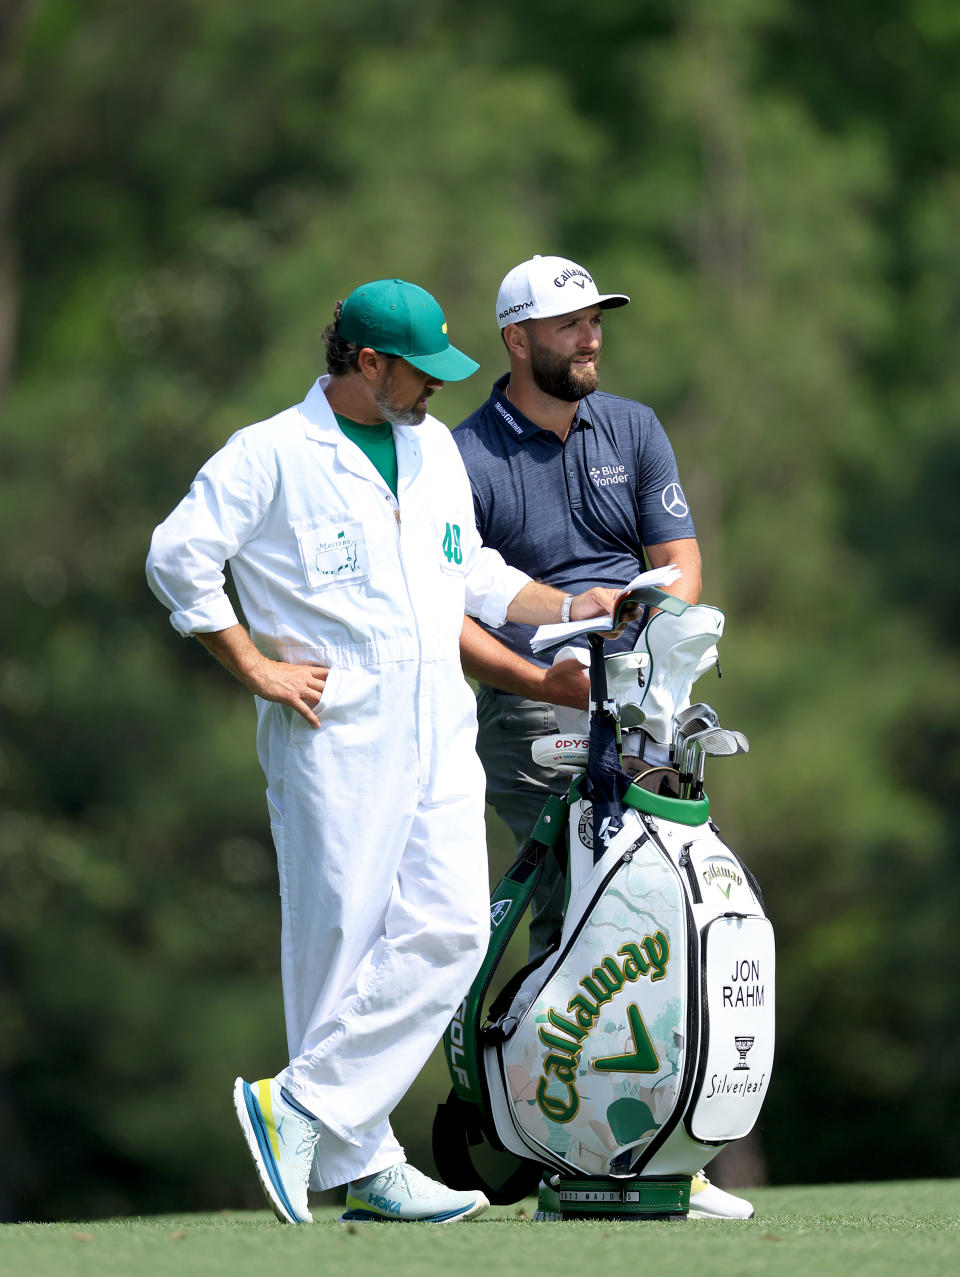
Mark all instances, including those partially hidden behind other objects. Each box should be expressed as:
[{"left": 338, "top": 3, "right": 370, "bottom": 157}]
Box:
[{"left": 146, "top": 278, "right": 623, "bottom": 1225}]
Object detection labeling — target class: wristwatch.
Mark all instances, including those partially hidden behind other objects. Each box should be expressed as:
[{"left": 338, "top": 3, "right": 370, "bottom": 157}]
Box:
[{"left": 560, "top": 594, "right": 574, "bottom": 623}]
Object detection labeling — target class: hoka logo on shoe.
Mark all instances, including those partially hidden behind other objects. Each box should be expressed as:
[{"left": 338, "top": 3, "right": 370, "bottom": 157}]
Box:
[{"left": 369, "top": 1194, "right": 403, "bottom": 1215}]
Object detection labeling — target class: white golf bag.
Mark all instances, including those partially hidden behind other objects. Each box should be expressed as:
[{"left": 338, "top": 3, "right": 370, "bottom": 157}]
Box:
[{"left": 434, "top": 600, "right": 775, "bottom": 1220}]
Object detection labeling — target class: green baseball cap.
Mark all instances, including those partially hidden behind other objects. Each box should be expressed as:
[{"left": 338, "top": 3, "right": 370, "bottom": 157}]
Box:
[{"left": 338, "top": 279, "right": 480, "bottom": 382}]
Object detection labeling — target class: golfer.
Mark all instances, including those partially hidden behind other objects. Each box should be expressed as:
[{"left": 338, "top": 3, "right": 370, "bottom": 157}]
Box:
[
  {"left": 453, "top": 255, "right": 753, "bottom": 1220},
  {"left": 146, "top": 278, "right": 622, "bottom": 1225}
]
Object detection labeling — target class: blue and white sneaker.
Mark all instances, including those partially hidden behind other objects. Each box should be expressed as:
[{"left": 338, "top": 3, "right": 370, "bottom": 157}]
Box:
[
  {"left": 688, "top": 1171, "right": 754, "bottom": 1219},
  {"left": 342, "top": 1162, "right": 489, "bottom": 1223},
  {"left": 233, "top": 1076, "right": 321, "bottom": 1223}
]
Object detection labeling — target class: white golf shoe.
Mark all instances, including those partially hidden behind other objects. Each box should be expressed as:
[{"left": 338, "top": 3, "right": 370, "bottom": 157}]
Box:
[
  {"left": 688, "top": 1171, "right": 754, "bottom": 1219},
  {"left": 233, "top": 1076, "right": 321, "bottom": 1223},
  {"left": 342, "top": 1162, "right": 489, "bottom": 1223}
]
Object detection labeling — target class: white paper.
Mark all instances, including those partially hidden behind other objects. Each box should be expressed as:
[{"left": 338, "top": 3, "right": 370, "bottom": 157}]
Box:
[{"left": 530, "top": 565, "right": 682, "bottom": 654}]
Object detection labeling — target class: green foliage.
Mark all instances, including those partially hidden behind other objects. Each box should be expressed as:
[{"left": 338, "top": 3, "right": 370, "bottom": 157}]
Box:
[{"left": 2, "top": 0, "right": 959, "bottom": 1221}]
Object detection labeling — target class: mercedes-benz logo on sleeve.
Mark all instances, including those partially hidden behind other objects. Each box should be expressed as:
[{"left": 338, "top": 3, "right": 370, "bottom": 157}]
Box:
[{"left": 661, "top": 482, "right": 689, "bottom": 518}]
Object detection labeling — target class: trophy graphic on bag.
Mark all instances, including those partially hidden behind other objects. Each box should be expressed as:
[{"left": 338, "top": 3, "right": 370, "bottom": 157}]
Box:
[{"left": 734, "top": 1035, "right": 755, "bottom": 1071}]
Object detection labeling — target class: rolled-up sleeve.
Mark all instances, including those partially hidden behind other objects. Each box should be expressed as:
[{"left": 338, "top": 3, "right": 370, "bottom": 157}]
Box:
[{"left": 146, "top": 433, "right": 276, "bottom": 636}]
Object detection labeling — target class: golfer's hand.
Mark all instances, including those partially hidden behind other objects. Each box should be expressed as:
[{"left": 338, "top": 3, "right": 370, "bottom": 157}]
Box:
[
  {"left": 570, "top": 587, "right": 641, "bottom": 638},
  {"left": 245, "top": 657, "right": 330, "bottom": 728},
  {"left": 541, "top": 658, "right": 590, "bottom": 711},
  {"left": 569, "top": 587, "right": 622, "bottom": 621}
]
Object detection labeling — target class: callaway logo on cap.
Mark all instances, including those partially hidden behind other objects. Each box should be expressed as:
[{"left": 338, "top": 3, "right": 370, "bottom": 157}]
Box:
[
  {"left": 339, "top": 278, "right": 480, "bottom": 381},
  {"left": 496, "top": 255, "right": 630, "bottom": 329}
]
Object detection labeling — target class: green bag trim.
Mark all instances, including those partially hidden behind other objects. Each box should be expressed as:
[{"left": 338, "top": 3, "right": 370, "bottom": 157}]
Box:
[
  {"left": 624, "top": 783, "right": 709, "bottom": 825},
  {"left": 443, "top": 841, "right": 549, "bottom": 1103},
  {"left": 539, "top": 1176, "right": 691, "bottom": 1219},
  {"left": 612, "top": 586, "right": 689, "bottom": 627},
  {"left": 569, "top": 777, "right": 709, "bottom": 827},
  {"left": 532, "top": 792, "right": 567, "bottom": 847}
]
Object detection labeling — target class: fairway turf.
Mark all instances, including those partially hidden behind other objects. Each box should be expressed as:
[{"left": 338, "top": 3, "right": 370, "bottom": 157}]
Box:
[{"left": 2, "top": 1180, "right": 958, "bottom": 1277}]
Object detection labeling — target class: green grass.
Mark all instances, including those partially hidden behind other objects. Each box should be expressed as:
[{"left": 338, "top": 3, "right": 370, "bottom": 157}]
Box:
[{"left": 2, "top": 1181, "right": 959, "bottom": 1277}]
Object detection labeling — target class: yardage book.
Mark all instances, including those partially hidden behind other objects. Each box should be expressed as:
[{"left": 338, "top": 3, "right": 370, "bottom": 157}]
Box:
[{"left": 530, "top": 565, "right": 684, "bottom": 655}]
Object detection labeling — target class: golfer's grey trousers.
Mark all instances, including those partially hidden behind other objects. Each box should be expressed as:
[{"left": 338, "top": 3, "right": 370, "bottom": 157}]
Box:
[{"left": 475, "top": 684, "right": 570, "bottom": 963}]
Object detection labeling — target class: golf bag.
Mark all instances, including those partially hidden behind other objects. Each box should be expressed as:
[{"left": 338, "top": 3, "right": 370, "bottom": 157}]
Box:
[{"left": 433, "top": 603, "right": 775, "bottom": 1219}]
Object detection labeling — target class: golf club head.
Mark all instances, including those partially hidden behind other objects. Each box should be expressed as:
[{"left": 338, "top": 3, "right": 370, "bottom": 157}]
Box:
[
  {"left": 688, "top": 726, "right": 750, "bottom": 798},
  {"left": 679, "top": 714, "right": 715, "bottom": 740},
  {"left": 674, "top": 702, "right": 719, "bottom": 733},
  {"left": 673, "top": 714, "right": 714, "bottom": 766},
  {"left": 671, "top": 702, "right": 718, "bottom": 764},
  {"left": 686, "top": 726, "right": 747, "bottom": 758},
  {"left": 679, "top": 701, "right": 718, "bottom": 722}
]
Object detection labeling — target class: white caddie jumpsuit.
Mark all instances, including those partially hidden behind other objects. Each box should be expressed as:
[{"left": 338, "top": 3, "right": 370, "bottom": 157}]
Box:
[{"left": 146, "top": 378, "right": 531, "bottom": 1188}]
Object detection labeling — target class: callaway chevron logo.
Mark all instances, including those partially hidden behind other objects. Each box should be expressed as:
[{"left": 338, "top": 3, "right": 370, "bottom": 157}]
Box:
[{"left": 701, "top": 859, "right": 743, "bottom": 898}]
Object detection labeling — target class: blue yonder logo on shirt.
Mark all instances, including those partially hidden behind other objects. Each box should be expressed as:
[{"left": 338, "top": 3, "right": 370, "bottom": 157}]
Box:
[{"left": 589, "top": 464, "right": 629, "bottom": 488}]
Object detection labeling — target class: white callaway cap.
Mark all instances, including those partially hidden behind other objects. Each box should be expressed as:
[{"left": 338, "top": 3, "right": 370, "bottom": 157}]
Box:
[{"left": 496, "top": 254, "right": 630, "bottom": 329}]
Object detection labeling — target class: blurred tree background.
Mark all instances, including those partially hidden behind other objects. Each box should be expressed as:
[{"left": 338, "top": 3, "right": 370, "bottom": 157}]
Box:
[{"left": 1, "top": 0, "right": 958, "bottom": 1221}]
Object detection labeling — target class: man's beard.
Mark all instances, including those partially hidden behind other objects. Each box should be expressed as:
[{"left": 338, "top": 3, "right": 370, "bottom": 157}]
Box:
[
  {"left": 374, "top": 368, "right": 428, "bottom": 425},
  {"left": 528, "top": 337, "right": 600, "bottom": 402}
]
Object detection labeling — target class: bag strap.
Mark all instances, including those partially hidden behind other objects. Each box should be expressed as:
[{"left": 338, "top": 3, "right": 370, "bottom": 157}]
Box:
[
  {"left": 442, "top": 791, "right": 566, "bottom": 1102},
  {"left": 432, "top": 1090, "right": 542, "bottom": 1204},
  {"left": 433, "top": 792, "right": 569, "bottom": 1204}
]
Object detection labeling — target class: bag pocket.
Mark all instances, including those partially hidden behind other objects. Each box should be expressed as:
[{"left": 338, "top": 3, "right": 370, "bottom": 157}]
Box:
[{"left": 686, "top": 914, "right": 775, "bottom": 1143}]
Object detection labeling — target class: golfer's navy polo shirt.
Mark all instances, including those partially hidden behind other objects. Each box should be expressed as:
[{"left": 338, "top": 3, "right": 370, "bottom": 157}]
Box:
[{"left": 453, "top": 374, "right": 696, "bottom": 664}]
